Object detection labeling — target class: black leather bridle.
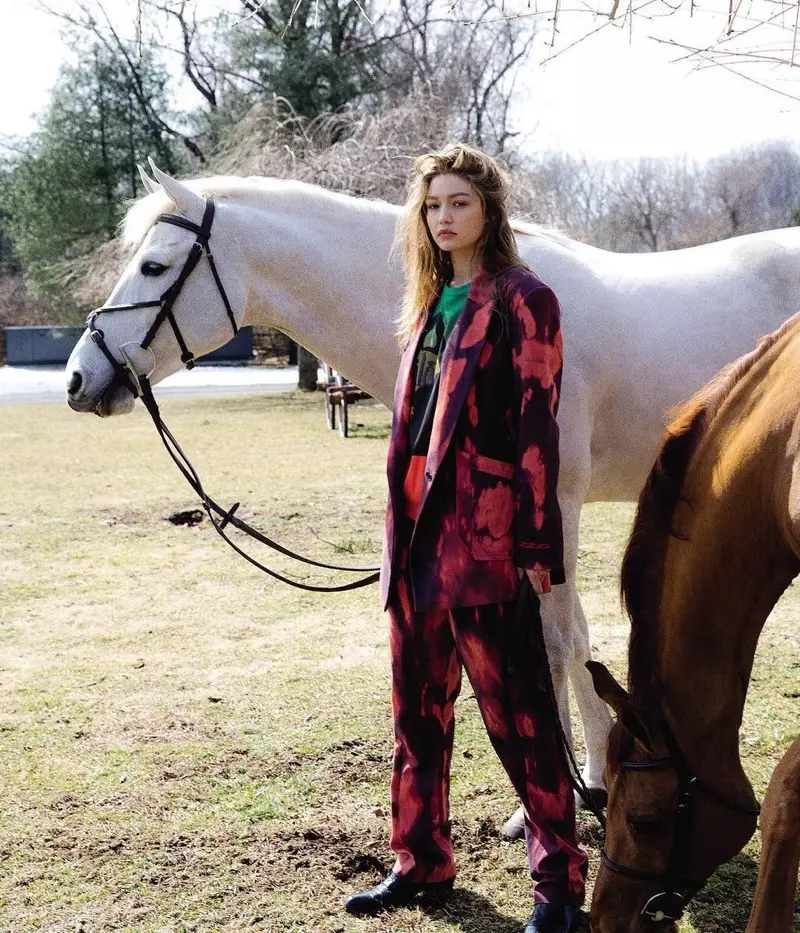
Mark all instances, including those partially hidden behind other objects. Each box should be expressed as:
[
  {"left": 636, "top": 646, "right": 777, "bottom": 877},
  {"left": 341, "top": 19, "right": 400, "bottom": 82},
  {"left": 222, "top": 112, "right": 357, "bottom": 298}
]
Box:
[
  {"left": 601, "top": 718, "right": 760, "bottom": 924},
  {"left": 86, "top": 195, "right": 380, "bottom": 592},
  {"left": 88, "top": 198, "right": 235, "bottom": 396}
]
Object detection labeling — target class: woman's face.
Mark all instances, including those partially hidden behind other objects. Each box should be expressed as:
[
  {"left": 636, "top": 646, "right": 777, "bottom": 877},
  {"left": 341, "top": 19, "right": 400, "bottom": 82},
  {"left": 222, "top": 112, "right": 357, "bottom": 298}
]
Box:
[{"left": 424, "top": 173, "right": 485, "bottom": 260}]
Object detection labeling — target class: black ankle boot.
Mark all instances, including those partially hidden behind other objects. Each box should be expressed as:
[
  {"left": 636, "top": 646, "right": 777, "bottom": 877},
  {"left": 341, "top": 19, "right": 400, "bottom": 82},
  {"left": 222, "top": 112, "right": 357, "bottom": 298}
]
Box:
[
  {"left": 344, "top": 871, "right": 455, "bottom": 915},
  {"left": 523, "top": 903, "right": 581, "bottom": 933}
]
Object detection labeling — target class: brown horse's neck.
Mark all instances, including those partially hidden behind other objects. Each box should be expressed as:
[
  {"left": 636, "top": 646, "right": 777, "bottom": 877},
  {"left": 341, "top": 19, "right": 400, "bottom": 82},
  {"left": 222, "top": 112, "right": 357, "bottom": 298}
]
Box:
[{"left": 651, "top": 400, "right": 800, "bottom": 806}]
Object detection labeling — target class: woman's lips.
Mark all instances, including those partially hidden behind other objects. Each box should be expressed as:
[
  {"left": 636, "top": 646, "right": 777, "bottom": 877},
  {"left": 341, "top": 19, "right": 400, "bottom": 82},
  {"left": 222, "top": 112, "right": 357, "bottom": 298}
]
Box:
[{"left": 438, "top": 230, "right": 456, "bottom": 237}]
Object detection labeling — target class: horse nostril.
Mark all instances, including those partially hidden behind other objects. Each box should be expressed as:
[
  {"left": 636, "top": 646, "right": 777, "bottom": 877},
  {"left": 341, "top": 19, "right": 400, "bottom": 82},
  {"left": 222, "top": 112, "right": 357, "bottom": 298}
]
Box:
[{"left": 67, "top": 371, "right": 83, "bottom": 396}]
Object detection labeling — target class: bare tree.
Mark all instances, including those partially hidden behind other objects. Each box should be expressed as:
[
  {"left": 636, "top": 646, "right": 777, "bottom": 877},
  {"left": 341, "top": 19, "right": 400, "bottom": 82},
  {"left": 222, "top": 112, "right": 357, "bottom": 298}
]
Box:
[
  {"left": 701, "top": 141, "right": 800, "bottom": 237},
  {"left": 520, "top": 142, "right": 800, "bottom": 253},
  {"left": 598, "top": 156, "right": 700, "bottom": 251},
  {"left": 382, "top": 0, "right": 537, "bottom": 154},
  {"left": 40, "top": 0, "right": 205, "bottom": 163},
  {"left": 119, "top": 0, "right": 800, "bottom": 104},
  {"left": 144, "top": 0, "right": 222, "bottom": 113},
  {"left": 518, "top": 153, "right": 611, "bottom": 239},
  {"left": 702, "top": 150, "right": 763, "bottom": 236}
]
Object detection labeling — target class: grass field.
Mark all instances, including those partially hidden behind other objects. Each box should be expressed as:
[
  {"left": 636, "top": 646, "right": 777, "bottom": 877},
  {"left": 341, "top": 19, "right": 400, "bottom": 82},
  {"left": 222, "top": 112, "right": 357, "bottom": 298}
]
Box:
[{"left": 1, "top": 392, "right": 799, "bottom": 933}]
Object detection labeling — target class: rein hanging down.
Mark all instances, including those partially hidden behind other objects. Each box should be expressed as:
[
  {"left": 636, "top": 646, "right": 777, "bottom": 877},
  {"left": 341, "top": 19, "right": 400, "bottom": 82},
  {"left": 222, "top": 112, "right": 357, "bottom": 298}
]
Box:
[{"left": 89, "top": 195, "right": 380, "bottom": 593}]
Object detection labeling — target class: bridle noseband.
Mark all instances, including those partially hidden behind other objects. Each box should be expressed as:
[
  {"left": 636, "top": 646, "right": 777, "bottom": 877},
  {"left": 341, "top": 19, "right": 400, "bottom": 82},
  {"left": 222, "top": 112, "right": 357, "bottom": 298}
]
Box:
[
  {"left": 88, "top": 198, "right": 238, "bottom": 398},
  {"left": 601, "top": 718, "right": 760, "bottom": 924},
  {"left": 84, "top": 195, "right": 380, "bottom": 593}
]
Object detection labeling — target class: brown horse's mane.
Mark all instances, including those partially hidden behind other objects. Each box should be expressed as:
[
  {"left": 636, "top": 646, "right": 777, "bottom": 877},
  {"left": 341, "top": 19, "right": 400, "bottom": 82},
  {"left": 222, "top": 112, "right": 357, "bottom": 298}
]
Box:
[{"left": 620, "top": 311, "right": 800, "bottom": 705}]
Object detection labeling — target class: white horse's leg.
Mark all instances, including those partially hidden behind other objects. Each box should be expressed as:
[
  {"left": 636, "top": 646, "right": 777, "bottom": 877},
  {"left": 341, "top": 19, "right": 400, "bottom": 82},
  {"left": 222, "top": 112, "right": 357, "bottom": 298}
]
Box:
[
  {"left": 540, "top": 582, "right": 574, "bottom": 746},
  {"left": 502, "top": 497, "right": 611, "bottom": 837},
  {"left": 544, "top": 496, "right": 611, "bottom": 800},
  {"left": 502, "top": 579, "right": 574, "bottom": 839},
  {"left": 569, "top": 589, "right": 612, "bottom": 796}
]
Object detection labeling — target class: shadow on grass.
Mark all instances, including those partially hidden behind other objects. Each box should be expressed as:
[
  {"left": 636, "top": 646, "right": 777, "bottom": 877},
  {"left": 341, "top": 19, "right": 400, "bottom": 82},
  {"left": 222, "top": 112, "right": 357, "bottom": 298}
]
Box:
[
  {"left": 420, "top": 889, "right": 592, "bottom": 932},
  {"left": 345, "top": 423, "right": 392, "bottom": 440},
  {"left": 420, "top": 886, "right": 529, "bottom": 932},
  {"left": 686, "top": 853, "right": 758, "bottom": 933}
]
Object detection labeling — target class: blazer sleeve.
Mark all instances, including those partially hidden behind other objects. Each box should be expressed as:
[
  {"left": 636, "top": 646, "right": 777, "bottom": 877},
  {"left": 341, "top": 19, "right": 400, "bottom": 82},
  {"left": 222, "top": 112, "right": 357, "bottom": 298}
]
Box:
[{"left": 507, "top": 281, "right": 566, "bottom": 584}]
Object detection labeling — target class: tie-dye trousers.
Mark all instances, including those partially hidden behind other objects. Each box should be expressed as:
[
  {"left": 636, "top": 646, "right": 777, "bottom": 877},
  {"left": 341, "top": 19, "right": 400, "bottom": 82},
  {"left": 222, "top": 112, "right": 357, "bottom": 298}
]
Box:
[{"left": 387, "top": 545, "right": 588, "bottom": 906}]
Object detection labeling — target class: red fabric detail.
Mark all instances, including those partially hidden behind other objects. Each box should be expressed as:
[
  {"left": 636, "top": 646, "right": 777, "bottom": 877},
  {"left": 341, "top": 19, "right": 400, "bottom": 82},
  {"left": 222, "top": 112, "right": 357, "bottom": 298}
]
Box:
[
  {"left": 381, "top": 268, "right": 567, "bottom": 612},
  {"left": 403, "top": 455, "right": 427, "bottom": 521},
  {"left": 387, "top": 555, "right": 587, "bottom": 901}
]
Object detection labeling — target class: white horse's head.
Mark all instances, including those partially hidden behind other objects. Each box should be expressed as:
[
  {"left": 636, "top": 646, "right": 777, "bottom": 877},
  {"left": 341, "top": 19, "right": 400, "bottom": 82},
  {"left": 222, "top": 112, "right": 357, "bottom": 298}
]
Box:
[{"left": 66, "top": 163, "right": 249, "bottom": 416}]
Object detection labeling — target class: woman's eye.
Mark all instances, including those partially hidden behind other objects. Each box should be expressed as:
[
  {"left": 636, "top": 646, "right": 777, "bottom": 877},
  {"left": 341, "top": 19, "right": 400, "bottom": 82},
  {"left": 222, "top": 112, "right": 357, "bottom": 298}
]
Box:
[
  {"left": 426, "top": 204, "right": 438, "bottom": 212},
  {"left": 141, "top": 260, "right": 167, "bottom": 277}
]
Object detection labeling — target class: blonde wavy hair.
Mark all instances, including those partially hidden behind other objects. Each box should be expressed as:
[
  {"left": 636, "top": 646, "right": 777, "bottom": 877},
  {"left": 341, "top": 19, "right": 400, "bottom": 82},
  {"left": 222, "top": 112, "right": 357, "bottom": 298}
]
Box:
[{"left": 395, "top": 143, "right": 529, "bottom": 345}]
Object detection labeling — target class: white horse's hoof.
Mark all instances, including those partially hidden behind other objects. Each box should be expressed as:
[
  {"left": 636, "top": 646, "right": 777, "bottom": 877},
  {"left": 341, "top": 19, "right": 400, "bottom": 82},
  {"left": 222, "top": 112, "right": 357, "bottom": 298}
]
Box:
[
  {"left": 503, "top": 786, "right": 607, "bottom": 840},
  {"left": 502, "top": 806, "right": 526, "bottom": 840},
  {"left": 575, "top": 786, "right": 608, "bottom": 811}
]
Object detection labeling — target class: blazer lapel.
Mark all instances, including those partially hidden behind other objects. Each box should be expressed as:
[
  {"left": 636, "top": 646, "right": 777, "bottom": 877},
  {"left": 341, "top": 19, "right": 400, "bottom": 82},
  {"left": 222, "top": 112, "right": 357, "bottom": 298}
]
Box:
[
  {"left": 386, "top": 318, "right": 428, "bottom": 506},
  {"left": 421, "top": 270, "right": 495, "bottom": 499}
]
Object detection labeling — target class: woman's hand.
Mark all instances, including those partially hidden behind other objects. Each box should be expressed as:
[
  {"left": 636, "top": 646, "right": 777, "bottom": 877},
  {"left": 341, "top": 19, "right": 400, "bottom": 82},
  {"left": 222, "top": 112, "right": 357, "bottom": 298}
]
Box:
[{"left": 517, "top": 568, "right": 551, "bottom": 595}]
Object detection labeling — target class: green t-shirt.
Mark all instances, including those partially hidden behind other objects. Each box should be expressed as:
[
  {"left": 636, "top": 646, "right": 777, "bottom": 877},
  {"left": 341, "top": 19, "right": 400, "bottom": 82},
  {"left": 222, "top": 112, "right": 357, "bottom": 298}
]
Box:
[
  {"left": 408, "top": 281, "right": 472, "bottom": 456},
  {"left": 437, "top": 280, "right": 471, "bottom": 338}
]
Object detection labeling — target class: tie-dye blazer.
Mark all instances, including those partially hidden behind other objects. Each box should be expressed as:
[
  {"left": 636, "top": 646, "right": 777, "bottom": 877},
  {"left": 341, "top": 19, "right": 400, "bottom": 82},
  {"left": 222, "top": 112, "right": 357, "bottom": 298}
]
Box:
[{"left": 380, "top": 266, "right": 566, "bottom": 612}]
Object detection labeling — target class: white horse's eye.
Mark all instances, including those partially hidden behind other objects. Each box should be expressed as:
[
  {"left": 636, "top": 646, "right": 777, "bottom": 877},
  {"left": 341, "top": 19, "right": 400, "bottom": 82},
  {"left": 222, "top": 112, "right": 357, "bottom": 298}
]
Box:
[{"left": 141, "top": 260, "right": 168, "bottom": 277}]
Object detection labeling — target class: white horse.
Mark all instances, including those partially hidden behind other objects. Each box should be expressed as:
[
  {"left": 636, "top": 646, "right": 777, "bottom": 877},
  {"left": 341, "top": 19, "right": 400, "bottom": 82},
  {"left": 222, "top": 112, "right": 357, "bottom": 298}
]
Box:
[{"left": 65, "top": 165, "right": 800, "bottom": 818}]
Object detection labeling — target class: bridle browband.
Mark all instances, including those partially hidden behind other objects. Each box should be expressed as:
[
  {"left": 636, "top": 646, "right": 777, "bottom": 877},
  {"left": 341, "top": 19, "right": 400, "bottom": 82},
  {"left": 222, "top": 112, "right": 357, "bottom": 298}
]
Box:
[
  {"left": 87, "top": 195, "right": 380, "bottom": 593},
  {"left": 601, "top": 717, "right": 760, "bottom": 924}
]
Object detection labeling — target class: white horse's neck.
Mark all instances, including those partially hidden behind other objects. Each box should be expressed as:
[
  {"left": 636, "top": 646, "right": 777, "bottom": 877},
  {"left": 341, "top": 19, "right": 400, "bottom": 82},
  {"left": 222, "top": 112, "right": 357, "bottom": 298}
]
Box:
[{"left": 225, "top": 183, "right": 404, "bottom": 403}]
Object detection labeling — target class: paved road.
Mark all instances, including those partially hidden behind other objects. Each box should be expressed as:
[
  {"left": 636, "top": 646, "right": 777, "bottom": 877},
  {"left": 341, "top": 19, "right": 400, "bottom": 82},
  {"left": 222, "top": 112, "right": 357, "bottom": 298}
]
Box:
[{"left": 0, "top": 364, "right": 302, "bottom": 405}]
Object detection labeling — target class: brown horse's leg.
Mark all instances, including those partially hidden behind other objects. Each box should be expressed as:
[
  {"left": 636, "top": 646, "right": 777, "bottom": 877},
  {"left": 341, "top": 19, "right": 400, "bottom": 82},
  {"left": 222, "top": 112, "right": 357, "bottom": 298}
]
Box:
[{"left": 746, "top": 735, "right": 800, "bottom": 933}]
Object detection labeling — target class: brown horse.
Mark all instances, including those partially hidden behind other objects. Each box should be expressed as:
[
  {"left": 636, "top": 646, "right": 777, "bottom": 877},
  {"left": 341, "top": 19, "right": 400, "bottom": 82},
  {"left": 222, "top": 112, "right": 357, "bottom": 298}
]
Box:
[{"left": 587, "top": 311, "right": 800, "bottom": 933}]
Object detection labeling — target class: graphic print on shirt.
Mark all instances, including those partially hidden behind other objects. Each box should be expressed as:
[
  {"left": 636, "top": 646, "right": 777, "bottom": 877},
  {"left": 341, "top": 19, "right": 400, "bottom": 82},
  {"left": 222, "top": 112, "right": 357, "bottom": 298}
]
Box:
[
  {"left": 408, "top": 314, "right": 446, "bottom": 456},
  {"left": 408, "top": 281, "right": 472, "bottom": 457},
  {"left": 417, "top": 322, "right": 443, "bottom": 389}
]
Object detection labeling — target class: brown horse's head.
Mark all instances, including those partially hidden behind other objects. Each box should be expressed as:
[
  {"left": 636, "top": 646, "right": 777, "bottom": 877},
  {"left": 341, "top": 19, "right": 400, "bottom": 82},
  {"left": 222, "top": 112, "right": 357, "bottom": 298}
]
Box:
[{"left": 588, "top": 662, "right": 759, "bottom": 933}]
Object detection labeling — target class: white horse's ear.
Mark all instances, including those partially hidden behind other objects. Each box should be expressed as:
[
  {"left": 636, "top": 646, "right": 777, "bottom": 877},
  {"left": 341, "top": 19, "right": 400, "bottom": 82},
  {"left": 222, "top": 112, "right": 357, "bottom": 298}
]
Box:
[
  {"left": 137, "top": 163, "right": 160, "bottom": 195},
  {"left": 148, "top": 160, "right": 204, "bottom": 218}
]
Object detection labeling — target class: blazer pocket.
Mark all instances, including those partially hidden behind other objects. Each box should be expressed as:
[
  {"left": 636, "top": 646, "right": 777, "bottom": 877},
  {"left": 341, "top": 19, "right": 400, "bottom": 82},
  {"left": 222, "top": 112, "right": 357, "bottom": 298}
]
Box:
[{"left": 456, "top": 450, "right": 515, "bottom": 560}]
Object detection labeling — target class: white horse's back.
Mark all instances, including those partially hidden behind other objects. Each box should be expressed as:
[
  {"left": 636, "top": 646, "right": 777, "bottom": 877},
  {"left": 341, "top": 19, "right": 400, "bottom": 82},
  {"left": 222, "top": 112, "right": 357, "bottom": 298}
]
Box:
[{"left": 514, "top": 225, "right": 800, "bottom": 501}]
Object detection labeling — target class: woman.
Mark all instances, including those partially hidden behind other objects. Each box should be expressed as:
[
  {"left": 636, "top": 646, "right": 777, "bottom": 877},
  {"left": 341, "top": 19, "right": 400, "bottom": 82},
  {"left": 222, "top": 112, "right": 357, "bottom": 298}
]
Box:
[{"left": 345, "top": 144, "right": 587, "bottom": 933}]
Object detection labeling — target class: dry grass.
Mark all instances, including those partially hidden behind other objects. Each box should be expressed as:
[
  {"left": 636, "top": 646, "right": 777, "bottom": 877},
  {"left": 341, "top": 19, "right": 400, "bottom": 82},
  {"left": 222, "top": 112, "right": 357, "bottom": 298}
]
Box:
[{"left": 1, "top": 391, "right": 799, "bottom": 932}]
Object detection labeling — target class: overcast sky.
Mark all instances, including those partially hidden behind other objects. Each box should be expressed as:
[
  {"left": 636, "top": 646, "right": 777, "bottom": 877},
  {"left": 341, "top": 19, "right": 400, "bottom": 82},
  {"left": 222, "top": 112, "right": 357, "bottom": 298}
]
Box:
[{"left": 2, "top": 0, "right": 799, "bottom": 162}]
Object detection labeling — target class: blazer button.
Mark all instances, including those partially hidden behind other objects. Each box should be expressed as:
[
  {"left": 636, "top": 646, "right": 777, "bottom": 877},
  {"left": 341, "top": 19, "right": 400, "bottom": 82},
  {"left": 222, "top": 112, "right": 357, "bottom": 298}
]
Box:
[{"left": 425, "top": 471, "right": 433, "bottom": 480}]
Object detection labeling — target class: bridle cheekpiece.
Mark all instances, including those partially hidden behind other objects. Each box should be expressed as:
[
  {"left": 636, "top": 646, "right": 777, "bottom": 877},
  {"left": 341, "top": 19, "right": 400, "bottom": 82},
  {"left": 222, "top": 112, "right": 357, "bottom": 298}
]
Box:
[
  {"left": 601, "top": 717, "right": 760, "bottom": 924},
  {"left": 84, "top": 195, "right": 380, "bottom": 593},
  {"left": 88, "top": 197, "right": 238, "bottom": 399}
]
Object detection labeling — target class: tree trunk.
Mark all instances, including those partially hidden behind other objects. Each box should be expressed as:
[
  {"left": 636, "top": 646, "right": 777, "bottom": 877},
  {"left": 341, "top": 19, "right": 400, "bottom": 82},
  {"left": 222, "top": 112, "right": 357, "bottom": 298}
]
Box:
[{"left": 297, "top": 346, "right": 318, "bottom": 391}]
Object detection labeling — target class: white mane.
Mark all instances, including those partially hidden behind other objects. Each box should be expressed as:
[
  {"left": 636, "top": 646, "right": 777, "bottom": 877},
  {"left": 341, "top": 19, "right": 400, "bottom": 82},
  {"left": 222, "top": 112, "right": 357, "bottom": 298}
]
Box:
[
  {"left": 121, "top": 174, "right": 578, "bottom": 253},
  {"left": 511, "top": 219, "right": 577, "bottom": 250}
]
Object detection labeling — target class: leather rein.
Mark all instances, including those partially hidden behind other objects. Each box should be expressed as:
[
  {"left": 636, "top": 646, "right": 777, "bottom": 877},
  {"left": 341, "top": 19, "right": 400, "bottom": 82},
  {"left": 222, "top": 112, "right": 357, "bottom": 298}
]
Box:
[
  {"left": 600, "top": 717, "right": 760, "bottom": 924},
  {"left": 87, "top": 196, "right": 380, "bottom": 593}
]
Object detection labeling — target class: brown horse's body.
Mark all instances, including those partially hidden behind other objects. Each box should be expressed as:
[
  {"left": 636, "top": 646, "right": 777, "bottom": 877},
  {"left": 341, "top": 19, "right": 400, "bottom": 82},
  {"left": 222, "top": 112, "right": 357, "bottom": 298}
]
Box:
[{"left": 589, "top": 313, "right": 800, "bottom": 932}]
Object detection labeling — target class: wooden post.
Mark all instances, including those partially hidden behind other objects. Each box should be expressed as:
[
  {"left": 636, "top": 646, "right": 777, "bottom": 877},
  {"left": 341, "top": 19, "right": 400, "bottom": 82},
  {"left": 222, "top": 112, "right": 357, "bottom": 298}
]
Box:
[{"left": 298, "top": 345, "right": 318, "bottom": 391}]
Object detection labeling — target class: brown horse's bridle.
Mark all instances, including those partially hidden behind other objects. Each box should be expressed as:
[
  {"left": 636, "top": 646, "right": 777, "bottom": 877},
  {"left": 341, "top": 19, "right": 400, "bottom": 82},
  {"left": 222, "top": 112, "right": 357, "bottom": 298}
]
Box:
[
  {"left": 601, "top": 717, "right": 761, "bottom": 924},
  {"left": 86, "top": 196, "right": 380, "bottom": 592}
]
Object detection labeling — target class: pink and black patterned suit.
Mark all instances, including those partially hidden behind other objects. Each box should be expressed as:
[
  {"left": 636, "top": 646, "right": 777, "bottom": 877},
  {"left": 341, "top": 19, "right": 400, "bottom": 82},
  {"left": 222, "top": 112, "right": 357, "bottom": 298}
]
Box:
[{"left": 380, "top": 266, "right": 587, "bottom": 905}]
